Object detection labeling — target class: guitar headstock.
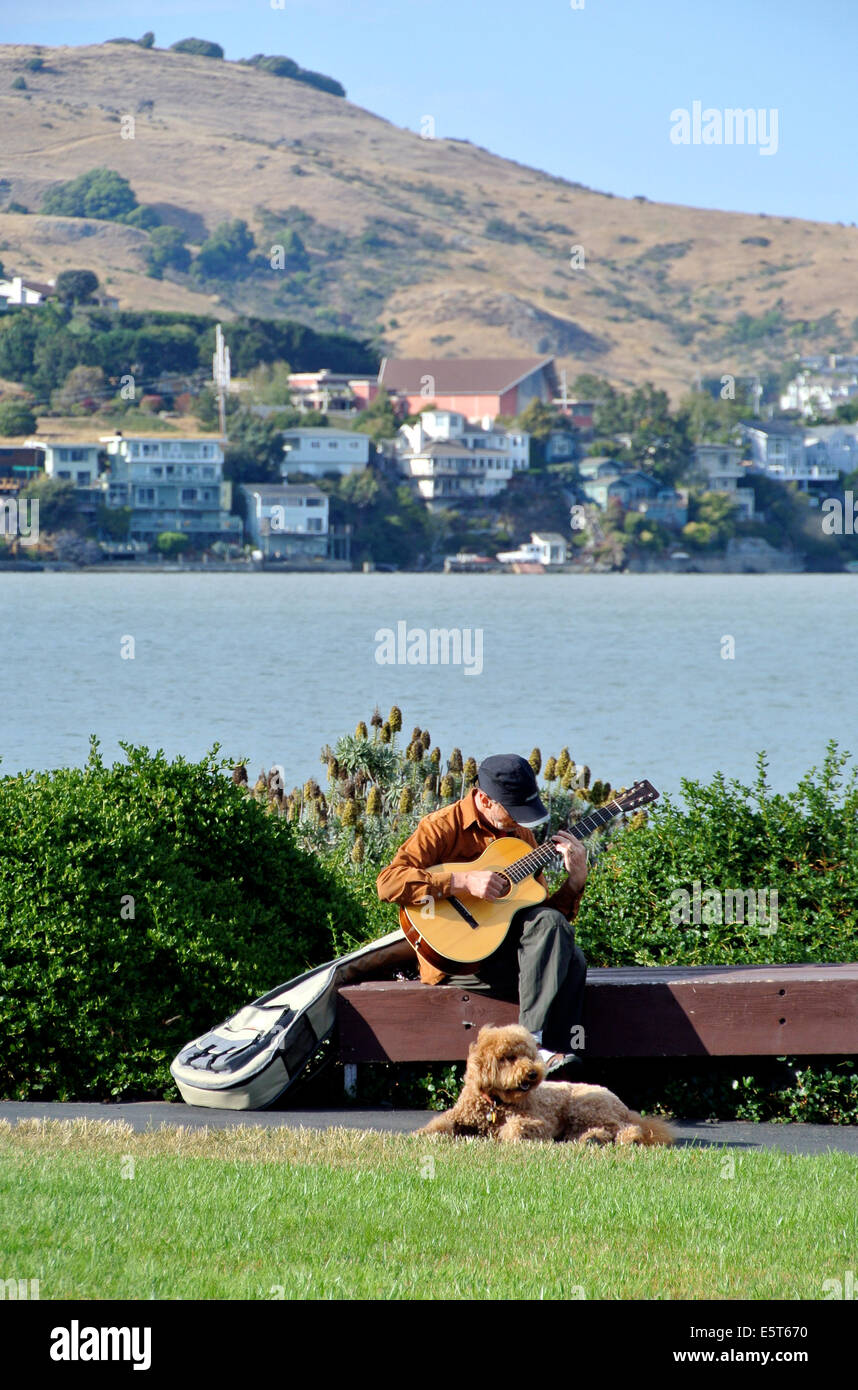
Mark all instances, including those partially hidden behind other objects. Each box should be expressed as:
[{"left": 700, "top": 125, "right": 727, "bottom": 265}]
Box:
[{"left": 611, "top": 779, "right": 659, "bottom": 813}]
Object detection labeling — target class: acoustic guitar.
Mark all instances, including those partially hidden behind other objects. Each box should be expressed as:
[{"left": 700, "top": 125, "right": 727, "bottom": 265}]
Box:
[{"left": 399, "top": 780, "right": 659, "bottom": 972}]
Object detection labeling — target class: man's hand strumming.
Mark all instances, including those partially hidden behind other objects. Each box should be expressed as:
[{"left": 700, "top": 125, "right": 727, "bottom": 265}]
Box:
[{"left": 450, "top": 870, "right": 510, "bottom": 900}]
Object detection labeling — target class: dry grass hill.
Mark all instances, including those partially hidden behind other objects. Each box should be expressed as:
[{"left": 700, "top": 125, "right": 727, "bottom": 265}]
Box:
[{"left": 2, "top": 40, "right": 858, "bottom": 397}]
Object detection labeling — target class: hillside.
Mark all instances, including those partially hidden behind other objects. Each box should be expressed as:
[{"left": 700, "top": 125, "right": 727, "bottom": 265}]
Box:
[{"left": 2, "top": 41, "right": 858, "bottom": 397}]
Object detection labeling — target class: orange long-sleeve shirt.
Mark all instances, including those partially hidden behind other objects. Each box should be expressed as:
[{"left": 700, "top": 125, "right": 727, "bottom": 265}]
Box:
[{"left": 376, "top": 789, "right": 585, "bottom": 983}]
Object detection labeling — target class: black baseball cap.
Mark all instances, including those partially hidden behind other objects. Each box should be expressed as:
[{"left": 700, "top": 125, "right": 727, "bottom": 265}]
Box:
[{"left": 476, "top": 754, "right": 549, "bottom": 827}]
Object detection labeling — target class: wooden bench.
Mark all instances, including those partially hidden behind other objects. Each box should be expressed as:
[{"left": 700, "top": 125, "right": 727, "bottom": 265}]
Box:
[{"left": 337, "top": 963, "right": 858, "bottom": 1093}]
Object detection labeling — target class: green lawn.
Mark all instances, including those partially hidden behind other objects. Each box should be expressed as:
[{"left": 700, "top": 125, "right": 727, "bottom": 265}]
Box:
[{"left": 1, "top": 1120, "right": 855, "bottom": 1300}]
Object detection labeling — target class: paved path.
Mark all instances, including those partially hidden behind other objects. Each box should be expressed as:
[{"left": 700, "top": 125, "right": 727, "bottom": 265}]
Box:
[{"left": 2, "top": 1102, "right": 858, "bottom": 1154}]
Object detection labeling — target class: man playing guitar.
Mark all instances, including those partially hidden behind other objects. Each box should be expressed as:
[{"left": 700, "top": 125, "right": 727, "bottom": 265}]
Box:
[{"left": 376, "top": 753, "right": 589, "bottom": 1078}]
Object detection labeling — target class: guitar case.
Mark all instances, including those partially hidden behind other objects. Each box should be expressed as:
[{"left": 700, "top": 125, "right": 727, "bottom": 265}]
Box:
[{"left": 170, "top": 930, "right": 414, "bottom": 1110}]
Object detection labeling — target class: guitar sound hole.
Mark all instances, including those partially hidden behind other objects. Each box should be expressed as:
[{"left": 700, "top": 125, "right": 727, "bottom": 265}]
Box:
[{"left": 496, "top": 875, "right": 512, "bottom": 898}]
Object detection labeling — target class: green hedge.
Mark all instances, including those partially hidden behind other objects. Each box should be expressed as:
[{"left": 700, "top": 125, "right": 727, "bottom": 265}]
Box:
[
  {"left": 0, "top": 742, "right": 367, "bottom": 1100},
  {"left": 574, "top": 744, "right": 858, "bottom": 965}
]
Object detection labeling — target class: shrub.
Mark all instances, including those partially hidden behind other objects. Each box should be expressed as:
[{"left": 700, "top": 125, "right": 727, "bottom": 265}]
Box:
[
  {"left": 120, "top": 204, "right": 162, "bottom": 230},
  {"left": 41, "top": 168, "right": 137, "bottom": 221},
  {"left": 242, "top": 53, "right": 345, "bottom": 97},
  {"left": 574, "top": 745, "right": 858, "bottom": 966},
  {"left": 11, "top": 77, "right": 26, "bottom": 91},
  {"left": 170, "top": 38, "right": 224, "bottom": 59},
  {"left": 193, "top": 219, "right": 256, "bottom": 280},
  {"left": 54, "top": 269, "right": 99, "bottom": 304},
  {"left": 144, "top": 225, "right": 191, "bottom": 277},
  {"left": 0, "top": 398, "right": 37, "bottom": 435},
  {"left": 0, "top": 744, "right": 368, "bottom": 1099},
  {"left": 156, "top": 530, "right": 189, "bottom": 558}
]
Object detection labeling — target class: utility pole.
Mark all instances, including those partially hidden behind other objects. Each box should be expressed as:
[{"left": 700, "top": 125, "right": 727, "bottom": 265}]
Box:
[{"left": 212, "top": 323, "right": 231, "bottom": 440}]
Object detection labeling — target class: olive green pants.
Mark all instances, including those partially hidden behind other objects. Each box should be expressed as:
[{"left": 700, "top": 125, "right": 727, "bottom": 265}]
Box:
[{"left": 444, "top": 904, "right": 588, "bottom": 1055}]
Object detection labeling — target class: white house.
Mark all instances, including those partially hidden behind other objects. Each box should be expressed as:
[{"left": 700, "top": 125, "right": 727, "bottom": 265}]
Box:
[
  {"left": 281, "top": 428, "right": 371, "bottom": 480},
  {"left": 398, "top": 410, "right": 530, "bottom": 470},
  {"left": 692, "top": 443, "right": 755, "bottom": 520},
  {"left": 780, "top": 356, "right": 858, "bottom": 417},
  {"left": 29, "top": 440, "right": 102, "bottom": 486},
  {"left": 741, "top": 421, "right": 839, "bottom": 490},
  {"left": 0, "top": 275, "right": 55, "bottom": 306},
  {"left": 803, "top": 424, "right": 858, "bottom": 477},
  {"left": 397, "top": 410, "right": 529, "bottom": 508},
  {"left": 239, "top": 483, "right": 329, "bottom": 559},
  {"left": 497, "top": 532, "right": 568, "bottom": 566}
]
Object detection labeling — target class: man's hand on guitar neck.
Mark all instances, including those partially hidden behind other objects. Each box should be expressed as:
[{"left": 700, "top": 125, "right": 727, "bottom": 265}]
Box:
[
  {"left": 551, "top": 830, "right": 589, "bottom": 895},
  {"left": 449, "top": 869, "right": 510, "bottom": 901}
]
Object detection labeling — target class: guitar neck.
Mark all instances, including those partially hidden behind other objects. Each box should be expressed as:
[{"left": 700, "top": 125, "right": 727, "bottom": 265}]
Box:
[{"left": 504, "top": 799, "right": 626, "bottom": 884}]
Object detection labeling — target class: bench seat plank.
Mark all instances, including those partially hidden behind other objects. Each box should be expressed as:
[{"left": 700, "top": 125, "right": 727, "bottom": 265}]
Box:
[{"left": 337, "top": 964, "right": 858, "bottom": 1061}]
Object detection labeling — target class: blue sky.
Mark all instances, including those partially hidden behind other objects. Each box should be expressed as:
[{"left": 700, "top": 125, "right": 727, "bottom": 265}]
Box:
[{"left": 2, "top": 0, "right": 853, "bottom": 224}]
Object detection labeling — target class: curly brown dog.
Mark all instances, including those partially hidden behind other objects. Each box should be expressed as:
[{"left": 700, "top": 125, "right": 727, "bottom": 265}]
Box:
[{"left": 418, "top": 1024, "right": 674, "bottom": 1146}]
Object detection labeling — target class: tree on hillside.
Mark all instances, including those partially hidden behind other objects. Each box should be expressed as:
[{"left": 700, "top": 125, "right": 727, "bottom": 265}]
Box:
[
  {"left": 41, "top": 168, "right": 137, "bottom": 221},
  {"left": 55, "top": 269, "right": 100, "bottom": 304},
  {"left": 145, "top": 226, "right": 192, "bottom": 278},
  {"left": 0, "top": 399, "right": 37, "bottom": 436},
  {"left": 193, "top": 220, "right": 256, "bottom": 280},
  {"left": 515, "top": 399, "right": 563, "bottom": 440},
  {"left": 170, "top": 38, "right": 224, "bottom": 59},
  {"left": 264, "top": 226, "right": 310, "bottom": 274},
  {"left": 352, "top": 388, "right": 398, "bottom": 443},
  {"left": 245, "top": 361, "right": 293, "bottom": 406},
  {"left": 20, "top": 475, "right": 78, "bottom": 529},
  {"left": 121, "top": 205, "right": 162, "bottom": 230},
  {"left": 223, "top": 409, "right": 283, "bottom": 485},
  {"left": 51, "top": 364, "right": 106, "bottom": 413},
  {"left": 678, "top": 387, "right": 749, "bottom": 443}
]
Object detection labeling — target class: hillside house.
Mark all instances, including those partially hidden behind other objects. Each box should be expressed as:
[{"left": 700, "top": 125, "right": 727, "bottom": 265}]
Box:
[
  {"left": 692, "top": 443, "right": 755, "bottom": 521},
  {"left": 32, "top": 440, "right": 102, "bottom": 487},
  {"left": 239, "top": 483, "right": 328, "bottom": 560},
  {"left": 281, "top": 427, "right": 371, "bottom": 479},
  {"left": 741, "top": 421, "right": 839, "bottom": 491},
  {"left": 287, "top": 371, "right": 377, "bottom": 414},
  {"left": 0, "top": 445, "right": 44, "bottom": 495},
  {"left": 0, "top": 275, "right": 55, "bottom": 306},
  {"left": 396, "top": 411, "right": 529, "bottom": 508},
  {"left": 378, "top": 356, "right": 557, "bottom": 422},
  {"left": 103, "top": 434, "right": 241, "bottom": 547}
]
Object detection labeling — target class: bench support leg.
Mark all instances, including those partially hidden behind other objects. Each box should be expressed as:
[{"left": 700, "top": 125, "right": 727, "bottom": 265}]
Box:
[{"left": 343, "top": 1063, "right": 358, "bottom": 1099}]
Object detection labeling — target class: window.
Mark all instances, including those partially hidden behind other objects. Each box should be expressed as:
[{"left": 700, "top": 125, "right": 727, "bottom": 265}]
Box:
[
  {"left": 307, "top": 518, "right": 324, "bottom": 532},
  {"left": 76, "top": 472, "right": 90, "bottom": 486},
  {"left": 311, "top": 441, "right": 320, "bottom": 449},
  {"left": 151, "top": 466, "right": 163, "bottom": 478},
  {"left": 306, "top": 498, "right": 323, "bottom": 507},
  {"left": 57, "top": 470, "right": 72, "bottom": 480},
  {"left": 70, "top": 449, "right": 86, "bottom": 462},
  {"left": 181, "top": 489, "right": 197, "bottom": 503},
  {"left": 136, "top": 488, "right": 155, "bottom": 504},
  {"left": 202, "top": 467, "right": 215, "bottom": 479}
]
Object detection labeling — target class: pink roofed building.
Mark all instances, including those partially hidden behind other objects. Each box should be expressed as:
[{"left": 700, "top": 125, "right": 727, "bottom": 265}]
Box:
[{"left": 377, "top": 356, "right": 557, "bottom": 422}]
